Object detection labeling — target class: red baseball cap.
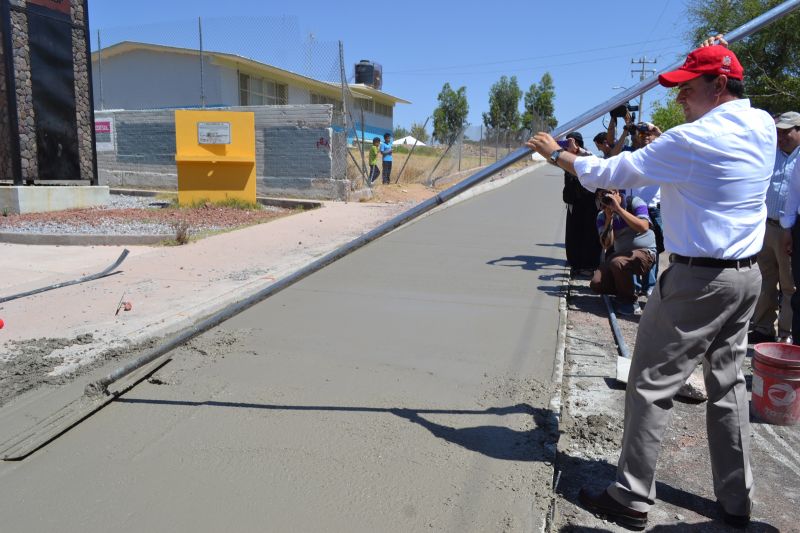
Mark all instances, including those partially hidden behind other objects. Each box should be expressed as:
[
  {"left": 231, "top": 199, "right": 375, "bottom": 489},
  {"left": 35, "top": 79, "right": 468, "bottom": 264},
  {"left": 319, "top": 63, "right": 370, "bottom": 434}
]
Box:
[{"left": 658, "top": 45, "right": 744, "bottom": 87}]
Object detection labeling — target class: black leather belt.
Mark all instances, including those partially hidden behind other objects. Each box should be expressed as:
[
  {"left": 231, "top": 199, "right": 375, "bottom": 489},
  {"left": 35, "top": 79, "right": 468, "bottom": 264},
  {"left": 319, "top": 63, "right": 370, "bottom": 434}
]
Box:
[
  {"left": 669, "top": 253, "right": 758, "bottom": 268},
  {"left": 767, "top": 218, "right": 781, "bottom": 226}
]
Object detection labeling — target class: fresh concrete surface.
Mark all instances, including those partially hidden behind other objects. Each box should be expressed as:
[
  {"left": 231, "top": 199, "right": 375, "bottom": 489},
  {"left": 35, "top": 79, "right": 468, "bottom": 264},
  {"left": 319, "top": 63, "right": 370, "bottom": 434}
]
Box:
[
  {"left": 0, "top": 185, "right": 110, "bottom": 214},
  {"left": 0, "top": 164, "right": 567, "bottom": 532}
]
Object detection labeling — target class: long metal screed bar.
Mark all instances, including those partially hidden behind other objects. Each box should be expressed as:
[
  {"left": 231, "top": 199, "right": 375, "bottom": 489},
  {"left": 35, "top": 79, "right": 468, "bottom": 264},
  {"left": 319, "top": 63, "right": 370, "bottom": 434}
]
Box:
[{"left": 86, "top": 0, "right": 800, "bottom": 396}]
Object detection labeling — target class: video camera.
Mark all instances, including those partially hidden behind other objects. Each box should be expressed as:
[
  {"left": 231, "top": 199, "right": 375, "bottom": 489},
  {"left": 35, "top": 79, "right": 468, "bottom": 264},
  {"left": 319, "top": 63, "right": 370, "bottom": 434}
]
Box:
[
  {"left": 610, "top": 102, "right": 639, "bottom": 119},
  {"left": 624, "top": 122, "right": 651, "bottom": 135}
]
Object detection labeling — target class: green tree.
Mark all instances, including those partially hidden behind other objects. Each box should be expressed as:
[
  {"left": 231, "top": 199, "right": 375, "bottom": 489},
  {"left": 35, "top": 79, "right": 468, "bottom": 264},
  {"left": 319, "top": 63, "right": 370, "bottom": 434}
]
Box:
[
  {"left": 482, "top": 75, "right": 522, "bottom": 132},
  {"left": 410, "top": 122, "right": 429, "bottom": 143},
  {"left": 650, "top": 90, "right": 685, "bottom": 132},
  {"left": 523, "top": 72, "right": 558, "bottom": 132},
  {"left": 433, "top": 83, "right": 469, "bottom": 145},
  {"left": 688, "top": 0, "right": 800, "bottom": 114},
  {"left": 393, "top": 126, "right": 409, "bottom": 139}
]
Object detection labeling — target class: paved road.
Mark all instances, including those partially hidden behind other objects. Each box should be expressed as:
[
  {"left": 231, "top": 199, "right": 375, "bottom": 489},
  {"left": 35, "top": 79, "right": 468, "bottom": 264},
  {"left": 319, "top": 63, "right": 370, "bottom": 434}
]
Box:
[{"left": 0, "top": 165, "right": 567, "bottom": 532}]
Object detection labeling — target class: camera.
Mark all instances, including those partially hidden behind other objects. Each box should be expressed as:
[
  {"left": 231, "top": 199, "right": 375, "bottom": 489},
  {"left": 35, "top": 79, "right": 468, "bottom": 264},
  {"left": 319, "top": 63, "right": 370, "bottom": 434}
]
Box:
[
  {"left": 600, "top": 194, "right": 615, "bottom": 206},
  {"left": 610, "top": 102, "right": 640, "bottom": 119},
  {"left": 624, "top": 122, "right": 651, "bottom": 134}
]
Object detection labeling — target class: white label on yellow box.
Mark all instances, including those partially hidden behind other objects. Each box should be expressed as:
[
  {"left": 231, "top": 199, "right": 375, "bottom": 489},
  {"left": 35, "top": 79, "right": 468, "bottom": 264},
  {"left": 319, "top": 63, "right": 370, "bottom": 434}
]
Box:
[{"left": 198, "top": 122, "right": 231, "bottom": 144}]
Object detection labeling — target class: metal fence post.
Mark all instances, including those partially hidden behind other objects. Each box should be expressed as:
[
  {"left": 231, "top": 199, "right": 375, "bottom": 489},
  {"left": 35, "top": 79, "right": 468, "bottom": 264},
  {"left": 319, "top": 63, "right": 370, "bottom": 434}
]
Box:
[
  {"left": 479, "top": 125, "right": 482, "bottom": 167},
  {"left": 198, "top": 17, "right": 205, "bottom": 108},
  {"left": 96, "top": 29, "right": 104, "bottom": 111}
]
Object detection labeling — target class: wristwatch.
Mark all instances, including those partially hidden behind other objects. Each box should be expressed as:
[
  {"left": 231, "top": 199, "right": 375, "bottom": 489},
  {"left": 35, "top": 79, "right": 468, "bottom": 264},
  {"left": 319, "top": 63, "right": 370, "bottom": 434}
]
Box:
[{"left": 549, "top": 148, "right": 565, "bottom": 166}]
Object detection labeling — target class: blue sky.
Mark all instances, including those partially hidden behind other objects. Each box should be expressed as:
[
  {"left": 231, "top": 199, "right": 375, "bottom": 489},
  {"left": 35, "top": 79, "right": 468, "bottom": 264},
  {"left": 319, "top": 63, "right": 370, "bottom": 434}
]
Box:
[{"left": 89, "top": 1, "right": 698, "bottom": 141}]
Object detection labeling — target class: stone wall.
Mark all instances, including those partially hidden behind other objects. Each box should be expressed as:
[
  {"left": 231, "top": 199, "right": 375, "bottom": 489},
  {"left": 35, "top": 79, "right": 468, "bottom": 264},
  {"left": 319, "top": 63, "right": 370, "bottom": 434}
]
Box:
[
  {"left": 10, "top": 1, "right": 36, "bottom": 181},
  {"left": 71, "top": 0, "right": 94, "bottom": 181},
  {"left": 0, "top": 15, "right": 12, "bottom": 180},
  {"left": 1, "top": 0, "right": 95, "bottom": 183},
  {"left": 96, "top": 105, "right": 349, "bottom": 200}
]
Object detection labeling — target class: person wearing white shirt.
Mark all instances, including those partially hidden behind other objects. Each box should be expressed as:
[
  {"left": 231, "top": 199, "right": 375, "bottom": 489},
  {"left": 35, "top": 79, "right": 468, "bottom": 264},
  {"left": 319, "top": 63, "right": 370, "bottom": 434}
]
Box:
[
  {"left": 527, "top": 37, "right": 774, "bottom": 530},
  {"left": 779, "top": 125, "right": 800, "bottom": 346},
  {"left": 750, "top": 112, "right": 800, "bottom": 344},
  {"left": 630, "top": 125, "right": 664, "bottom": 297}
]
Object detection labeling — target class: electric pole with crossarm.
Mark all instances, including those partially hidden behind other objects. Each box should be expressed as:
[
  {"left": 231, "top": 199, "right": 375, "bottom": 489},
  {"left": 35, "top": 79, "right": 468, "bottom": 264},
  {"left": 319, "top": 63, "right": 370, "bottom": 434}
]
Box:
[{"left": 631, "top": 57, "right": 657, "bottom": 121}]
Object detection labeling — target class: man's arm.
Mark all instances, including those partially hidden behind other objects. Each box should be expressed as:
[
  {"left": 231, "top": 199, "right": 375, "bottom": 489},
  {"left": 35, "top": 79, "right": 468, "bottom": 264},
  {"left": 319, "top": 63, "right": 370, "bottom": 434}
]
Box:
[
  {"left": 599, "top": 213, "right": 614, "bottom": 250},
  {"left": 615, "top": 203, "right": 650, "bottom": 233},
  {"left": 610, "top": 128, "right": 630, "bottom": 157},
  {"left": 606, "top": 116, "right": 617, "bottom": 148},
  {"left": 602, "top": 193, "right": 649, "bottom": 233},
  {"left": 526, "top": 129, "right": 688, "bottom": 192},
  {"left": 609, "top": 111, "right": 632, "bottom": 156}
]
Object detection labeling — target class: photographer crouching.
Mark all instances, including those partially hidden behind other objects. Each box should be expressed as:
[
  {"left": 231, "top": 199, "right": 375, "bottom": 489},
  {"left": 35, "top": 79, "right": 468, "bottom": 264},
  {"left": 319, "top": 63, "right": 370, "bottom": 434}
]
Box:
[{"left": 592, "top": 188, "right": 657, "bottom": 315}]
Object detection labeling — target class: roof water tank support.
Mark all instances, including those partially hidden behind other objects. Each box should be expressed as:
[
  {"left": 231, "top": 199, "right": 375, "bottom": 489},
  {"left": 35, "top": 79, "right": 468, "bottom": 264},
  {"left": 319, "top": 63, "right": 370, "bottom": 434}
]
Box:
[{"left": 354, "top": 60, "right": 382, "bottom": 90}]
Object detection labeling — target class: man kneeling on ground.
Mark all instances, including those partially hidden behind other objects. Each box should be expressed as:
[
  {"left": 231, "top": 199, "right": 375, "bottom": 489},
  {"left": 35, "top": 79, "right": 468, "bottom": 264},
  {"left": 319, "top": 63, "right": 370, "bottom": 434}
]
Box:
[{"left": 591, "top": 188, "right": 656, "bottom": 315}]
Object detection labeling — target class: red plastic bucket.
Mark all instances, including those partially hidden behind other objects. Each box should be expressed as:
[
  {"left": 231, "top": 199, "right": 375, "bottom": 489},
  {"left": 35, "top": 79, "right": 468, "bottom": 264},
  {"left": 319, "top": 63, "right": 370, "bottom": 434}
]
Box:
[{"left": 752, "top": 343, "right": 800, "bottom": 426}]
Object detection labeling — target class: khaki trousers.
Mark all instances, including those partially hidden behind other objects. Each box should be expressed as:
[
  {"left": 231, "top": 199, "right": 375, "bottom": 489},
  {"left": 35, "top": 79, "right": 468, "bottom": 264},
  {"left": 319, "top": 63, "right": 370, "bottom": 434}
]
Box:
[
  {"left": 752, "top": 222, "right": 794, "bottom": 337},
  {"left": 607, "top": 260, "right": 760, "bottom": 516}
]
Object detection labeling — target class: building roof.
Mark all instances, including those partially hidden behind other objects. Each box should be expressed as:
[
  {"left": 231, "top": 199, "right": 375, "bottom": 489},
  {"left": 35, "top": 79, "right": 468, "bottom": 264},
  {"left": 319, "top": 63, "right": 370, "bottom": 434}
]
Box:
[{"left": 91, "top": 41, "right": 410, "bottom": 105}]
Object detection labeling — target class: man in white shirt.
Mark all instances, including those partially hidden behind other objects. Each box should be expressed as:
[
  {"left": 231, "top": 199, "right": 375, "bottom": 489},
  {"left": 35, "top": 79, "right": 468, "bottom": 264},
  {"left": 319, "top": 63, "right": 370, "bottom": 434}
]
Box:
[
  {"left": 750, "top": 112, "right": 800, "bottom": 344},
  {"left": 778, "top": 118, "right": 800, "bottom": 345},
  {"left": 527, "top": 37, "right": 775, "bottom": 530}
]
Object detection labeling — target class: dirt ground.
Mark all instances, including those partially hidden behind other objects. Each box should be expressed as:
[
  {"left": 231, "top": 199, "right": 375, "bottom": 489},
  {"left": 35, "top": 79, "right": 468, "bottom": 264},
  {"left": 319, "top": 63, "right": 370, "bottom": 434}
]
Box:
[{"left": 554, "top": 271, "right": 798, "bottom": 532}]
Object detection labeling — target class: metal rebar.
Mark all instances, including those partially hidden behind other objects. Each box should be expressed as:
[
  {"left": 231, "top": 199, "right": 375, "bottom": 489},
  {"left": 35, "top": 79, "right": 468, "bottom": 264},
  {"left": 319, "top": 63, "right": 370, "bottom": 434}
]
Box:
[{"left": 0, "top": 249, "right": 129, "bottom": 304}]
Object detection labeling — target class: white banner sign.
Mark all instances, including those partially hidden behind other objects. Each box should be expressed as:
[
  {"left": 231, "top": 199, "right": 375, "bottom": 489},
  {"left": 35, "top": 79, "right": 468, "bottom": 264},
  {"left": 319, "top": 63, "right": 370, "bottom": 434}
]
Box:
[{"left": 94, "top": 118, "right": 115, "bottom": 152}]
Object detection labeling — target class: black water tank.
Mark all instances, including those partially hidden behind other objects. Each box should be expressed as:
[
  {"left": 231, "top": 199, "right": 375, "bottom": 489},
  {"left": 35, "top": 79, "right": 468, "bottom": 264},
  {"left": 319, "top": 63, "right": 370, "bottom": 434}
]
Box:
[{"left": 354, "top": 60, "right": 382, "bottom": 90}]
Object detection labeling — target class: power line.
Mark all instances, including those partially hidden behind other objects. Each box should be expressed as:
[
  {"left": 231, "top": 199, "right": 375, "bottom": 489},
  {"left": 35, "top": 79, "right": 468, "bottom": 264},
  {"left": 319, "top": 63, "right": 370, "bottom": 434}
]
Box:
[
  {"left": 387, "top": 45, "right": 684, "bottom": 78},
  {"left": 384, "top": 37, "right": 683, "bottom": 75}
]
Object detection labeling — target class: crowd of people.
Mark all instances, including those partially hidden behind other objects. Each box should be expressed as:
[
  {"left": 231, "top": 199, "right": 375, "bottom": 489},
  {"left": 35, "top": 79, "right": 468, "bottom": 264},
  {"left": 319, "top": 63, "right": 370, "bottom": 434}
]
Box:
[
  {"left": 560, "top": 89, "right": 800, "bottom": 336},
  {"left": 528, "top": 34, "right": 792, "bottom": 530}
]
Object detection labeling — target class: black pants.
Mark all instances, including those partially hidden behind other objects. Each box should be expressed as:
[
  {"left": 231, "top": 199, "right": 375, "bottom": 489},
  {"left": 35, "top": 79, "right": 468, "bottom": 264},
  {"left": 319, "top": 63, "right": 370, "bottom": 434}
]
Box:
[
  {"left": 382, "top": 161, "right": 392, "bottom": 184},
  {"left": 369, "top": 165, "right": 380, "bottom": 183},
  {"left": 791, "top": 222, "right": 800, "bottom": 343},
  {"left": 565, "top": 196, "right": 602, "bottom": 271}
]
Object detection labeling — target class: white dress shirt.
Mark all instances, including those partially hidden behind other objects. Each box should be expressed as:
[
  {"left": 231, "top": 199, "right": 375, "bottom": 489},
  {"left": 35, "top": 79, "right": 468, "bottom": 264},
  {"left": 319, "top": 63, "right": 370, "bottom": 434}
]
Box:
[
  {"left": 632, "top": 185, "right": 661, "bottom": 209},
  {"left": 766, "top": 146, "right": 800, "bottom": 221},
  {"left": 778, "top": 147, "right": 800, "bottom": 229},
  {"left": 573, "top": 99, "right": 776, "bottom": 259}
]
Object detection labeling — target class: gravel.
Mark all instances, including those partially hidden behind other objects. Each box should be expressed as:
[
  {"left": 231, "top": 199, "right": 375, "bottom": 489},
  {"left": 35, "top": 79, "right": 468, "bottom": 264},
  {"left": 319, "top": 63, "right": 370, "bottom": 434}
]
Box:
[{"left": 0, "top": 195, "right": 289, "bottom": 236}]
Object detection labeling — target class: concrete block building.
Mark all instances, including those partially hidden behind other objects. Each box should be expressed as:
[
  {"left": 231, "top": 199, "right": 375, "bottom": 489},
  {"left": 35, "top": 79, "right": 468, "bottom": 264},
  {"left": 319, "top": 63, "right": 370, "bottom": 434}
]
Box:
[{"left": 91, "top": 42, "right": 409, "bottom": 199}]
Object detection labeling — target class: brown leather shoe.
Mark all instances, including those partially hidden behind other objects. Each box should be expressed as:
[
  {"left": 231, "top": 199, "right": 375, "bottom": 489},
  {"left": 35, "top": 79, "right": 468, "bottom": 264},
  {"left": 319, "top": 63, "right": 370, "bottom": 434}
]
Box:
[{"left": 578, "top": 486, "right": 648, "bottom": 531}]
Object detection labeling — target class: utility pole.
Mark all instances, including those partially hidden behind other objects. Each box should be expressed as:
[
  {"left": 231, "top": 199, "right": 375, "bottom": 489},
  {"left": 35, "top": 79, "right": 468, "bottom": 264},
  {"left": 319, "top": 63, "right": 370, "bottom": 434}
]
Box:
[{"left": 630, "top": 57, "right": 657, "bottom": 121}]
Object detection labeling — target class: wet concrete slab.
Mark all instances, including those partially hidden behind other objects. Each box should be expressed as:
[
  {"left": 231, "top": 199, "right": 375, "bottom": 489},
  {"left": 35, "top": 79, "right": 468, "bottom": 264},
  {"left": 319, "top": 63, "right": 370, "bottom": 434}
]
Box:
[{"left": 0, "top": 165, "right": 568, "bottom": 532}]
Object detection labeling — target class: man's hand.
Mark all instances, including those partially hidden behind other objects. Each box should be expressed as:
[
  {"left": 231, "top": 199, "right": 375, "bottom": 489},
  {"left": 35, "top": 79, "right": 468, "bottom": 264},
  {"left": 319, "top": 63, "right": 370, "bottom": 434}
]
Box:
[
  {"left": 782, "top": 228, "right": 793, "bottom": 256},
  {"left": 526, "top": 132, "right": 560, "bottom": 158},
  {"left": 566, "top": 137, "right": 580, "bottom": 154},
  {"left": 701, "top": 33, "right": 727, "bottom": 47}
]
